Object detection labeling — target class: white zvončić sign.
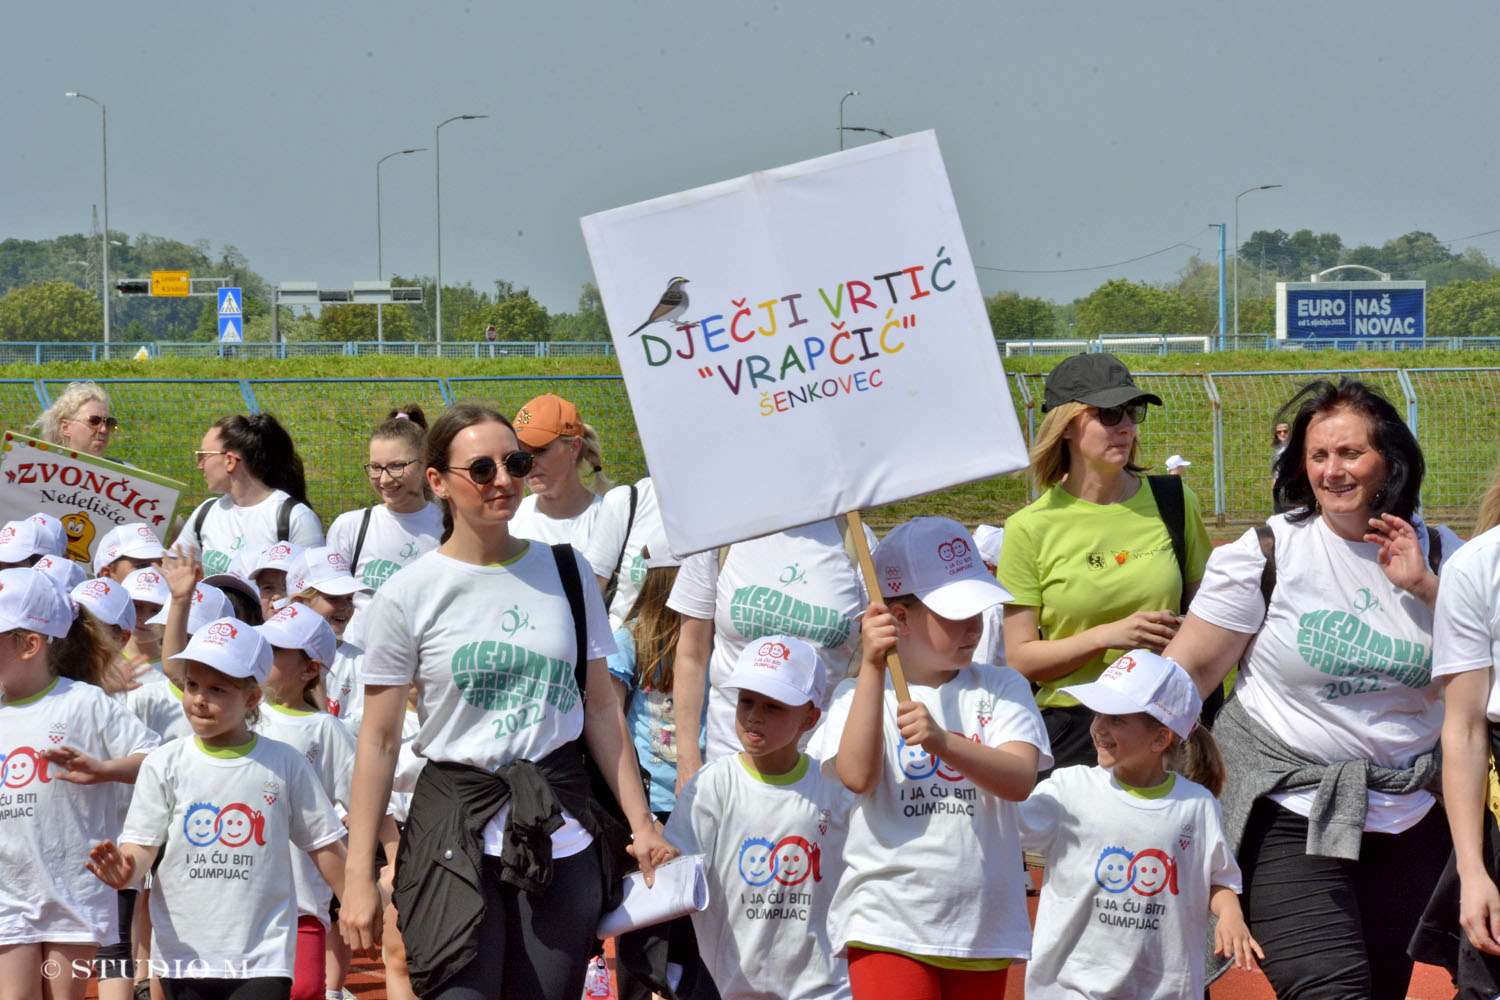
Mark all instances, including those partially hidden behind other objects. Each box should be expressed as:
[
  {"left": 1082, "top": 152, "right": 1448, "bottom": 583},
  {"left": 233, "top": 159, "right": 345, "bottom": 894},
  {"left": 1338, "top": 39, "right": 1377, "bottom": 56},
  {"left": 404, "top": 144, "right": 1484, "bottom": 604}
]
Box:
[
  {"left": 581, "top": 130, "right": 1028, "bottom": 556},
  {"left": 1, "top": 431, "right": 185, "bottom": 565}
]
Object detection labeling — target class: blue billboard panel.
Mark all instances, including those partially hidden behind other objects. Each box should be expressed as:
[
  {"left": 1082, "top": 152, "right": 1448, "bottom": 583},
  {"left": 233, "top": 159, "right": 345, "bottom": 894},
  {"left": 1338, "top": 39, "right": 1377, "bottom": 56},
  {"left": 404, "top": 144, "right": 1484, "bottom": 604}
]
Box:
[{"left": 1277, "top": 281, "right": 1425, "bottom": 340}]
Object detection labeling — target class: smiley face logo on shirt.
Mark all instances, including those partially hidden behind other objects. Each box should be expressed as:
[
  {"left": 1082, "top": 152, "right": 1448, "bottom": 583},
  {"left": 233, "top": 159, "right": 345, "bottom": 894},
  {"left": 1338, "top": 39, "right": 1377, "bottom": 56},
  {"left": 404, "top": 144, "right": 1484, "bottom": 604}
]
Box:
[
  {"left": 898, "top": 743, "right": 939, "bottom": 780},
  {"left": 1094, "top": 846, "right": 1135, "bottom": 893},
  {"left": 737, "top": 837, "right": 778, "bottom": 887},
  {"left": 183, "top": 803, "right": 220, "bottom": 846},
  {"left": 215, "top": 803, "right": 266, "bottom": 847},
  {"left": 771, "top": 836, "right": 822, "bottom": 886},
  {"left": 2, "top": 747, "right": 50, "bottom": 788},
  {"left": 1128, "top": 849, "right": 1178, "bottom": 896}
]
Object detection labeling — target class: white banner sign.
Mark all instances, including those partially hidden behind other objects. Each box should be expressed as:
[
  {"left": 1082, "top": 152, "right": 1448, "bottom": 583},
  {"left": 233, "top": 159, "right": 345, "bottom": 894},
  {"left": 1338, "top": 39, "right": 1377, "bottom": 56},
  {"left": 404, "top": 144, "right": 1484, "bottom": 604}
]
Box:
[
  {"left": 582, "top": 131, "right": 1027, "bottom": 555},
  {"left": 1, "top": 431, "right": 186, "bottom": 565}
]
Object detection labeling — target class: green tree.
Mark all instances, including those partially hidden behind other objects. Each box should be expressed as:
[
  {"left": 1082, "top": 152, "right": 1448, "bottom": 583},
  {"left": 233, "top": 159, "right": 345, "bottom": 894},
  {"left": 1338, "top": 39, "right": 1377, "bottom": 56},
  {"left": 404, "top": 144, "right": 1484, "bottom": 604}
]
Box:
[
  {"left": 0, "top": 280, "right": 103, "bottom": 341},
  {"left": 1075, "top": 279, "right": 1206, "bottom": 337},
  {"left": 458, "top": 293, "right": 550, "bottom": 341},
  {"left": 985, "top": 291, "right": 1057, "bottom": 339},
  {"left": 1428, "top": 275, "right": 1500, "bottom": 338},
  {"left": 315, "top": 303, "right": 415, "bottom": 342}
]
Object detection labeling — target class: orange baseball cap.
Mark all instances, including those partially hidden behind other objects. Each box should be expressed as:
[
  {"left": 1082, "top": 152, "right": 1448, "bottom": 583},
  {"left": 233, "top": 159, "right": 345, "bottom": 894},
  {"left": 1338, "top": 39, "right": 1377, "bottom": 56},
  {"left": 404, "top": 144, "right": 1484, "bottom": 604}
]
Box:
[{"left": 513, "top": 394, "right": 583, "bottom": 449}]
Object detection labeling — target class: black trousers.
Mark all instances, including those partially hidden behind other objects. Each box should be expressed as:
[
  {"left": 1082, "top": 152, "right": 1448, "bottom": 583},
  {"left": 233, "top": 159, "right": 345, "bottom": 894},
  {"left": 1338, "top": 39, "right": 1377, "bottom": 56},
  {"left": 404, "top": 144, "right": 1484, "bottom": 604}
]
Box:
[
  {"left": 1039, "top": 704, "right": 1097, "bottom": 776},
  {"left": 159, "top": 979, "right": 290, "bottom": 1000},
  {"left": 1238, "top": 798, "right": 1450, "bottom": 1000},
  {"left": 434, "top": 845, "right": 605, "bottom": 1000}
]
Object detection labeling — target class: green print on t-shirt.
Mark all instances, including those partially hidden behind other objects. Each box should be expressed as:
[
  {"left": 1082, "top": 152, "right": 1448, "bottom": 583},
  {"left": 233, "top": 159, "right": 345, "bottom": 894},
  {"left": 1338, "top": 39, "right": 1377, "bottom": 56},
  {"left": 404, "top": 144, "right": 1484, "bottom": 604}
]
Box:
[
  {"left": 360, "top": 558, "right": 403, "bottom": 590},
  {"left": 450, "top": 640, "right": 579, "bottom": 714},
  {"left": 203, "top": 550, "right": 231, "bottom": 575},
  {"left": 1296, "top": 609, "right": 1431, "bottom": 692},
  {"left": 728, "top": 586, "right": 851, "bottom": 648}
]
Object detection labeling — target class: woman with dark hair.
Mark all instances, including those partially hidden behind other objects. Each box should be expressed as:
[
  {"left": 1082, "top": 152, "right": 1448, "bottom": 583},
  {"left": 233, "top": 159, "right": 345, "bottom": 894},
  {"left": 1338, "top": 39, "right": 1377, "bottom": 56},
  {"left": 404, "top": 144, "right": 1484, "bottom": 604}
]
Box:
[
  {"left": 172, "top": 413, "right": 324, "bottom": 575},
  {"left": 1164, "top": 377, "right": 1463, "bottom": 998},
  {"left": 339, "top": 404, "right": 674, "bottom": 1000}
]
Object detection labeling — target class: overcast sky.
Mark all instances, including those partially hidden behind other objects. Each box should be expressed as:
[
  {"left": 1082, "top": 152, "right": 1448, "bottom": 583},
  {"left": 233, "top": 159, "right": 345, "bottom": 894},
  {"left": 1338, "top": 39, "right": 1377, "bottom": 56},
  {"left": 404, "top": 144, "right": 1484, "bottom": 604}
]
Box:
[{"left": 8, "top": 0, "right": 1498, "bottom": 315}]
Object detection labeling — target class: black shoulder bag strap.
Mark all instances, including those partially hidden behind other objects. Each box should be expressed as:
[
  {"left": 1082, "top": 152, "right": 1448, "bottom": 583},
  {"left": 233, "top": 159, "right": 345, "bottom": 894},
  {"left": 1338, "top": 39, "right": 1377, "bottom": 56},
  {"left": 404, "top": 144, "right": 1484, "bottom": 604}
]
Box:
[
  {"left": 552, "top": 543, "right": 590, "bottom": 697},
  {"left": 602, "top": 484, "right": 639, "bottom": 609},
  {"left": 1427, "top": 525, "right": 1442, "bottom": 574},
  {"left": 350, "top": 507, "right": 375, "bottom": 574},
  {"left": 276, "top": 496, "right": 299, "bottom": 542},
  {"left": 1146, "top": 475, "right": 1188, "bottom": 612},
  {"left": 191, "top": 497, "right": 215, "bottom": 542},
  {"left": 1255, "top": 524, "right": 1277, "bottom": 611}
]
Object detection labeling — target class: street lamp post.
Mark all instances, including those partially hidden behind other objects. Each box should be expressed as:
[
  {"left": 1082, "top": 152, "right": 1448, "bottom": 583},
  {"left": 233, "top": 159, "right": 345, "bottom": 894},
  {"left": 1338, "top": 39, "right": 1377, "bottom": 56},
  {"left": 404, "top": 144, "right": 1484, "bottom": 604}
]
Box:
[
  {"left": 839, "top": 91, "right": 858, "bottom": 151},
  {"left": 1233, "top": 184, "right": 1282, "bottom": 340},
  {"left": 376, "top": 147, "right": 426, "bottom": 344},
  {"left": 66, "top": 91, "right": 110, "bottom": 353},
  {"left": 435, "top": 114, "right": 487, "bottom": 346}
]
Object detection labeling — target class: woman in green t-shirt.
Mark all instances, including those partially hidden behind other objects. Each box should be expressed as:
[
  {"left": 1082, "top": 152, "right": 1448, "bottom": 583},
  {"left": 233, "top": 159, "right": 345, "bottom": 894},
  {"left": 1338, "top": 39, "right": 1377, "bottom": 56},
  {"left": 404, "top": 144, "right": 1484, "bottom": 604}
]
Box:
[{"left": 997, "top": 353, "right": 1210, "bottom": 772}]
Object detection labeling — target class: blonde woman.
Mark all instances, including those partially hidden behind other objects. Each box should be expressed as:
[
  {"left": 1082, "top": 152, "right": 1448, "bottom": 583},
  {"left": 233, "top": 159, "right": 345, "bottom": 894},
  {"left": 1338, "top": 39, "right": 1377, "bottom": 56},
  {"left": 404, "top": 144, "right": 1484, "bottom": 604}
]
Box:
[
  {"left": 507, "top": 393, "right": 612, "bottom": 548},
  {"left": 997, "top": 353, "right": 1211, "bottom": 772},
  {"left": 30, "top": 381, "right": 117, "bottom": 457}
]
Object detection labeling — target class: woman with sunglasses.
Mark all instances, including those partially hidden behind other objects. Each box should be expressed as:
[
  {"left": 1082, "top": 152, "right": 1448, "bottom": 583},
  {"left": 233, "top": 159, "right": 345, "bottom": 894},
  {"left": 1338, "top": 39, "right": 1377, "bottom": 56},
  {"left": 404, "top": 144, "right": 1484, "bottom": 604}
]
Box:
[
  {"left": 30, "top": 381, "right": 119, "bottom": 458},
  {"left": 173, "top": 413, "right": 324, "bottom": 576},
  {"left": 507, "top": 393, "right": 612, "bottom": 547},
  {"left": 996, "top": 352, "right": 1211, "bottom": 771},
  {"left": 340, "top": 404, "right": 675, "bottom": 1000}
]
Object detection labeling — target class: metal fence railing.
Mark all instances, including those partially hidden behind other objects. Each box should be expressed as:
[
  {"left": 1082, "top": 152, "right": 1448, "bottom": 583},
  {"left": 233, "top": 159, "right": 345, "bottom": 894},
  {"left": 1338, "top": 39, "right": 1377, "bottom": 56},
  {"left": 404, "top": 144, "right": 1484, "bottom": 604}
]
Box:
[
  {"left": 4, "top": 369, "right": 1499, "bottom": 535},
  {"left": 8, "top": 335, "right": 1500, "bottom": 365}
]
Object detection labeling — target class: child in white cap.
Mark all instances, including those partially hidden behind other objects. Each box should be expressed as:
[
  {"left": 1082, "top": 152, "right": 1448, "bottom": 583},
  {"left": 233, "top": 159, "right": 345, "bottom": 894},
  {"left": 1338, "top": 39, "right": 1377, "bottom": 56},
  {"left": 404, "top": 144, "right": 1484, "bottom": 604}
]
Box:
[
  {"left": 0, "top": 567, "right": 160, "bottom": 1000},
  {"left": 127, "top": 573, "right": 236, "bottom": 743},
  {"left": 253, "top": 603, "right": 399, "bottom": 1000},
  {"left": 280, "top": 547, "right": 373, "bottom": 731},
  {"left": 808, "top": 516, "right": 1052, "bottom": 997},
  {"left": 1018, "top": 649, "right": 1259, "bottom": 998},
  {"left": 246, "top": 542, "right": 304, "bottom": 623},
  {"left": 87, "top": 618, "right": 347, "bottom": 999},
  {"left": 666, "top": 634, "right": 854, "bottom": 1000},
  {"left": 0, "top": 515, "right": 66, "bottom": 567},
  {"left": 93, "top": 524, "right": 166, "bottom": 582}
]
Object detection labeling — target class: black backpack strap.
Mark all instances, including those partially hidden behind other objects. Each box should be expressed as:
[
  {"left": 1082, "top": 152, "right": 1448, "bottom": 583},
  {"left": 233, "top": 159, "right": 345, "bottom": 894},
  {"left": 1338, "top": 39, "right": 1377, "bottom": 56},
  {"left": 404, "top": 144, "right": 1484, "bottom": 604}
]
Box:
[
  {"left": 276, "top": 496, "right": 299, "bottom": 542},
  {"left": 602, "top": 484, "right": 639, "bottom": 609},
  {"left": 1427, "top": 525, "right": 1442, "bottom": 574},
  {"left": 1146, "top": 475, "right": 1188, "bottom": 613},
  {"left": 1255, "top": 525, "right": 1277, "bottom": 612},
  {"left": 350, "top": 506, "right": 375, "bottom": 575},
  {"left": 552, "top": 543, "right": 590, "bottom": 702},
  {"left": 191, "top": 497, "right": 215, "bottom": 543}
]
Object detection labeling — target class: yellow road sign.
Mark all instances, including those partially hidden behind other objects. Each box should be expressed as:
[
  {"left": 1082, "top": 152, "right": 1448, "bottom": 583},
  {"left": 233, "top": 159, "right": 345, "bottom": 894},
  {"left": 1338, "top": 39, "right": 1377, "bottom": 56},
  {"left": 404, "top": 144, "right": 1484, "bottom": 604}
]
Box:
[{"left": 151, "top": 270, "right": 190, "bottom": 297}]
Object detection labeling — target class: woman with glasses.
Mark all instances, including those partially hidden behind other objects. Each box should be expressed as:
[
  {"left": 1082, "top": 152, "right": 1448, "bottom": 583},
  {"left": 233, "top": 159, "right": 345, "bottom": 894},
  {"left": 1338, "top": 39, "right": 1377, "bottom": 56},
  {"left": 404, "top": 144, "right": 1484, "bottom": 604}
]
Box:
[
  {"left": 327, "top": 405, "right": 443, "bottom": 646},
  {"left": 339, "top": 404, "right": 675, "bottom": 1000},
  {"left": 173, "top": 413, "right": 324, "bottom": 576},
  {"left": 996, "top": 352, "right": 1212, "bottom": 771},
  {"left": 1165, "top": 379, "right": 1461, "bottom": 998},
  {"left": 30, "top": 381, "right": 119, "bottom": 458}
]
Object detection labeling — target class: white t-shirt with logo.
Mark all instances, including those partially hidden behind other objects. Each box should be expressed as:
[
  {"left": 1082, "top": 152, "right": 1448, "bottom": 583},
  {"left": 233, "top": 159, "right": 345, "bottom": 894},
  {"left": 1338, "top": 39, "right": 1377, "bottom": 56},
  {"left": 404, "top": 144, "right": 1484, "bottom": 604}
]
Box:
[
  {"left": 669, "top": 521, "right": 869, "bottom": 761},
  {"left": 252, "top": 705, "right": 357, "bottom": 927},
  {"left": 361, "top": 545, "right": 615, "bottom": 856},
  {"left": 0, "top": 678, "right": 160, "bottom": 946},
  {"left": 1432, "top": 525, "right": 1500, "bottom": 719},
  {"left": 580, "top": 479, "right": 663, "bottom": 629},
  {"left": 1189, "top": 513, "right": 1461, "bottom": 832},
  {"left": 666, "top": 754, "right": 854, "bottom": 1000},
  {"left": 325, "top": 640, "right": 368, "bottom": 734},
  {"left": 172, "top": 490, "right": 324, "bottom": 576},
  {"left": 122, "top": 736, "right": 342, "bottom": 979},
  {"left": 327, "top": 502, "right": 443, "bottom": 646},
  {"left": 509, "top": 493, "right": 605, "bottom": 549},
  {"left": 806, "top": 663, "right": 1051, "bottom": 960},
  {"left": 1018, "top": 766, "right": 1240, "bottom": 999}
]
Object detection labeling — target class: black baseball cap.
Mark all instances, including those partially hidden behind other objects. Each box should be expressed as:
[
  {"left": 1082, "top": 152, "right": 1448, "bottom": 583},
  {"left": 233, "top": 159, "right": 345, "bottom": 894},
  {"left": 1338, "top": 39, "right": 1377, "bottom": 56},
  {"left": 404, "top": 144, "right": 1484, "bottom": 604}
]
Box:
[{"left": 1041, "top": 353, "right": 1163, "bottom": 413}]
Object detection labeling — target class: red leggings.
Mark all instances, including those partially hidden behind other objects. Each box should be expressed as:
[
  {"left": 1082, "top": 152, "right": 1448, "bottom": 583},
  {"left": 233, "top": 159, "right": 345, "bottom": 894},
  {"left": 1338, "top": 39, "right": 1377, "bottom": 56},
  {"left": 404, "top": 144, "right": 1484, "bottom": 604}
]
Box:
[
  {"left": 847, "top": 947, "right": 1009, "bottom": 1000},
  {"left": 291, "top": 915, "right": 326, "bottom": 1000}
]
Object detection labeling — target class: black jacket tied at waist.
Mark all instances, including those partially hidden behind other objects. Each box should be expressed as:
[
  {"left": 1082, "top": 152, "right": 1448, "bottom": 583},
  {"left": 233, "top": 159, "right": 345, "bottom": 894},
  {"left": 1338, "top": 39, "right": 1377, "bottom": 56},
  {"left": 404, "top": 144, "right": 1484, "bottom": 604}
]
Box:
[{"left": 394, "top": 742, "right": 630, "bottom": 997}]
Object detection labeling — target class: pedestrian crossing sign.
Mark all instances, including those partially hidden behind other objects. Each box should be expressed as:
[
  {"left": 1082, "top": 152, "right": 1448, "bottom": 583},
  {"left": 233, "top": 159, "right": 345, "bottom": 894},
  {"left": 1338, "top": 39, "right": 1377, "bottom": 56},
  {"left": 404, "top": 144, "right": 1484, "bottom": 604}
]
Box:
[{"left": 218, "top": 287, "right": 244, "bottom": 343}]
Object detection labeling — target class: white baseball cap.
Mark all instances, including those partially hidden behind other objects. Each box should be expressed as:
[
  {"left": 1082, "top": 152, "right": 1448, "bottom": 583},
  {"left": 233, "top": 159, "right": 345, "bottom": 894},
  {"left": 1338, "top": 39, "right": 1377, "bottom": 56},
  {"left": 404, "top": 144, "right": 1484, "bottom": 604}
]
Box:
[
  {"left": 71, "top": 577, "right": 136, "bottom": 631},
  {"left": 0, "top": 566, "right": 75, "bottom": 638},
  {"left": 1165, "top": 454, "right": 1191, "bottom": 471},
  {"left": 282, "top": 546, "right": 371, "bottom": 601},
  {"left": 121, "top": 567, "right": 172, "bottom": 608},
  {"left": 33, "top": 553, "right": 88, "bottom": 592},
  {"left": 873, "top": 517, "right": 1013, "bottom": 620},
  {"left": 972, "top": 524, "right": 1004, "bottom": 567},
  {"left": 1060, "top": 649, "right": 1202, "bottom": 741},
  {"left": 0, "top": 519, "right": 63, "bottom": 563},
  {"left": 146, "top": 582, "right": 234, "bottom": 631},
  {"left": 176, "top": 616, "right": 273, "bottom": 683},
  {"left": 249, "top": 542, "right": 304, "bottom": 580},
  {"left": 27, "top": 513, "right": 68, "bottom": 557},
  {"left": 257, "top": 603, "right": 338, "bottom": 670},
  {"left": 722, "top": 634, "right": 826, "bottom": 708},
  {"left": 92, "top": 524, "right": 166, "bottom": 575}
]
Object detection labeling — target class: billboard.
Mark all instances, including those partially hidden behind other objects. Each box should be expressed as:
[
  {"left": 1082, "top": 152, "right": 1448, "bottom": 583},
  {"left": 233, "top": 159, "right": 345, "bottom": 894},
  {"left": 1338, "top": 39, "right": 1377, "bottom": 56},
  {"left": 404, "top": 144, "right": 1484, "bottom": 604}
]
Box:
[{"left": 1276, "top": 280, "right": 1426, "bottom": 340}]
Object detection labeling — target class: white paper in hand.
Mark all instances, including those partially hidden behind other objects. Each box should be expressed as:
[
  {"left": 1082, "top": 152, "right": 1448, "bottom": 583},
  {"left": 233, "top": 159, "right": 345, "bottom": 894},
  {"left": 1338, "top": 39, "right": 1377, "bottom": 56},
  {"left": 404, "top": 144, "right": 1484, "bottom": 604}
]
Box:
[{"left": 596, "top": 853, "right": 710, "bottom": 939}]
